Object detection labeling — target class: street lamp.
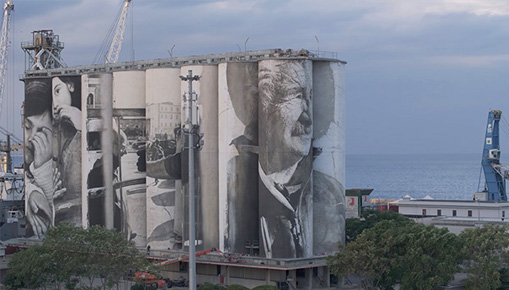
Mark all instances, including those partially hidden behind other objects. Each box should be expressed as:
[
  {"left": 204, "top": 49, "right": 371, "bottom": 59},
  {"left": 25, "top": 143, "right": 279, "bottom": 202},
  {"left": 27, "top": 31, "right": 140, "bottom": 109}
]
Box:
[{"left": 180, "top": 70, "right": 200, "bottom": 290}]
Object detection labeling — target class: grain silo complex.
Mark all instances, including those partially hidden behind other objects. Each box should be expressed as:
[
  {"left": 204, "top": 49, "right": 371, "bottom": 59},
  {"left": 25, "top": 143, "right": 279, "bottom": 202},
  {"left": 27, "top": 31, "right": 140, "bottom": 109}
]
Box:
[{"left": 22, "top": 49, "right": 346, "bottom": 289}]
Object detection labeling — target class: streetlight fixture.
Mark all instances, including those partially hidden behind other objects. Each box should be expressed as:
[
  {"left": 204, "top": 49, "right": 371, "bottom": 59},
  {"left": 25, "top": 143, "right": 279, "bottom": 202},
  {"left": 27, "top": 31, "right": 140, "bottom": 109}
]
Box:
[{"left": 180, "top": 70, "right": 201, "bottom": 290}]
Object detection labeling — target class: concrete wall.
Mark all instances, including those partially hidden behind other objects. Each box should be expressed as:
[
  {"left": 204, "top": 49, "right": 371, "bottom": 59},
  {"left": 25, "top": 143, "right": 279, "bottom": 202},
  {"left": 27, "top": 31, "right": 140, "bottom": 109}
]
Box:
[
  {"left": 181, "top": 65, "right": 219, "bottom": 250},
  {"left": 313, "top": 61, "right": 346, "bottom": 251},
  {"left": 112, "top": 70, "right": 147, "bottom": 247},
  {"left": 218, "top": 62, "right": 259, "bottom": 253},
  {"left": 82, "top": 73, "right": 113, "bottom": 229},
  {"left": 145, "top": 68, "right": 182, "bottom": 250}
]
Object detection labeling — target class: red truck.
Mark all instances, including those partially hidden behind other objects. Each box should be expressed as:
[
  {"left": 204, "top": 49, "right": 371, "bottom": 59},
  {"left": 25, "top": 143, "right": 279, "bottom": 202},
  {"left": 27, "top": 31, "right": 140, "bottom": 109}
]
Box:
[{"left": 132, "top": 272, "right": 168, "bottom": 289}]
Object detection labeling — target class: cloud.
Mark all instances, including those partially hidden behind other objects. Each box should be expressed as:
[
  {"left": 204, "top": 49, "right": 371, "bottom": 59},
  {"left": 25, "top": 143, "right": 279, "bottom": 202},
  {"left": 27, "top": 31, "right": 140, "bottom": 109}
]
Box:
[
  {"left": 6, "top": 0, "right": 509, "bottom": 154},
  {"left": 424, "top": 0, "right": 509, "bottom": 16}
]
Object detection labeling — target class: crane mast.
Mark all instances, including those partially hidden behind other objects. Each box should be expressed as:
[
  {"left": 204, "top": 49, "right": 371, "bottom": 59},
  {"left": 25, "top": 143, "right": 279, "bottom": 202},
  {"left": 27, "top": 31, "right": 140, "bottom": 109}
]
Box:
[
  {"left": 0, "top": 0, "right": 13, "bottom": 120},
  {"left": 481, "top": 110, "right": 507, "bottom": 201},
  {"left": 105, "top": 0, "right": 131, "bottom": 64}
]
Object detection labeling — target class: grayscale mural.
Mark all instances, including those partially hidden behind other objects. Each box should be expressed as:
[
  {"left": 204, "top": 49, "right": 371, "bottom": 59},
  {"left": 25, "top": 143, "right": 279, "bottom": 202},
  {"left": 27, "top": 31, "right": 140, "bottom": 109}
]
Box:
[
  {"left": 183, "top": 65, "right": 219, "bottom": 251},
  {"left": 24, "top": 76, "right": 82, "bottom": 238},
  {"left": 112, "top": 71, "right": 147, "bottom": 247},
  {"left": 258, "top": 60, "right": 314, "bottom": 258},
  {"left": 24, "top": 54, "right": 346, "bottom": 258},
  {"left": 312, "top": 61, "right": 346, "bottom": 253},
  {"left": 83, "top": 73, "right": 113, "bottom": 231},
  {"left": 218, "top": 62, "right": 259, "bottom": 254},
  {"left": 146, "top": 68, "right": 182, "bottom": 250}
]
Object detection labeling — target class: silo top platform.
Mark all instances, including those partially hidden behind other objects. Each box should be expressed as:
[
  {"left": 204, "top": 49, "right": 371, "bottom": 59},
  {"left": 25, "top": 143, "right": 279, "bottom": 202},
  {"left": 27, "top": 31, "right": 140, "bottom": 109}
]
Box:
[{"left": 22, "top": 48, "right": 345, "bottom": 80}]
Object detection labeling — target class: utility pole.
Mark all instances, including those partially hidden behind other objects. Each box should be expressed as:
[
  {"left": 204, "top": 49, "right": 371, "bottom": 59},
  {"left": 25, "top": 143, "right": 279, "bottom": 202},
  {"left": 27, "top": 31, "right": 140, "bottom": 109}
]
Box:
[
  {"left": 5, "top": 134, "right": 10, "bottom": 173},
  {"left": 180, "top": 70, "right": 200, "bottom": 290}
]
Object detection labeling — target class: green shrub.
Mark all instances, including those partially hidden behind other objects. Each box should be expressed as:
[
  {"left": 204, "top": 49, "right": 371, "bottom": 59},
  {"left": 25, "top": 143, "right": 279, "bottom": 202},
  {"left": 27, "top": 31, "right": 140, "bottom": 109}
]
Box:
[
  {"left": 198, "top": 283, "right": 224, "bottom": 290},
  {"left": 252, "top": 286, "right": 278, "bottom": 290},
  {"left": 226, "top": 284, "right": 249, "bottom": 290}
]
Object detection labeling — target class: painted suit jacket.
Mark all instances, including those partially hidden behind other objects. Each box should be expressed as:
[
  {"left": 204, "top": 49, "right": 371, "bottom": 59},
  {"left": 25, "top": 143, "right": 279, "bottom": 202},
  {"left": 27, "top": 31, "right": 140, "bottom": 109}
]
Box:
[{"left": 258, "top": 154, "right": 314, "bottom": 258}]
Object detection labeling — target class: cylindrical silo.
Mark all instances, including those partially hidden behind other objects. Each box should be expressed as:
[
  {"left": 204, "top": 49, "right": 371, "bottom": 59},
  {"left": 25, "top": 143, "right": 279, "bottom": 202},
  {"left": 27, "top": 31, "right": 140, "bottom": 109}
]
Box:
[
  {"left": 312, "top": 61, "right": 346, "bottom": 252},
  {"left": 24, "top": 77, "right": 54, "bottom": 238},
  {"left": 81, "top": 73, "right": 113, "bottom": 229},
  {"left": 218, "top": 62, "right": 259, "bottom": 253},
  {"left": 181, "top": 65, "right": 219, "bottom": 250},
  {"left": 145, "top": 67, "right": 182, "bottom": 250},
  {"left": 112, "top": 70, "right": 147, "bottom": 247},
  {"left": 48, "top": 75, "right": 83, "bottom": 228},
  {"left": 258, "top": 59, "right": 313, "bottom": 258}
]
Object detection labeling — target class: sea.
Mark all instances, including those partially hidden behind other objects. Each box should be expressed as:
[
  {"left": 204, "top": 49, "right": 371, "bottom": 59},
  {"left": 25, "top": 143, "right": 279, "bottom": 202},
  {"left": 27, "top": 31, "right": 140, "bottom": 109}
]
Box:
[
  {"left": 346, "top": 153, "right": 490, "bottom": 201},
  {"left": 3, "top": 154, "right": 495, "bottom": 201}
]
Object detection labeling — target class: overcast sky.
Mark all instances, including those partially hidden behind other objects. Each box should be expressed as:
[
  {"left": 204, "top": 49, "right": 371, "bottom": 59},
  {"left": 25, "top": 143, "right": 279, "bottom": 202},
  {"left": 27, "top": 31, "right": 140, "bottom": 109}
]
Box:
[{"left": 3, "top": 0, "right": 509, "bottom": 155}]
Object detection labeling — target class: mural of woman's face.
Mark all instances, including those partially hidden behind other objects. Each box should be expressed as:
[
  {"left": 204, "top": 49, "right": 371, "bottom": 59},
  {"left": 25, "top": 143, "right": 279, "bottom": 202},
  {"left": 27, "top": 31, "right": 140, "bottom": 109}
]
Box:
[{"left": 52, "top": 77, "right": 73, "bottom": 106}]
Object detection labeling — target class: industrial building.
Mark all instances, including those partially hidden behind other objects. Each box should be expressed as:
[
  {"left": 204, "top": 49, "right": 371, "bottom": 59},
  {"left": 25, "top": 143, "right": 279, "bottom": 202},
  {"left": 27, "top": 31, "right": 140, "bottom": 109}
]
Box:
[{"left": 22, "top": 48, "right": 346, "bottom": 289}]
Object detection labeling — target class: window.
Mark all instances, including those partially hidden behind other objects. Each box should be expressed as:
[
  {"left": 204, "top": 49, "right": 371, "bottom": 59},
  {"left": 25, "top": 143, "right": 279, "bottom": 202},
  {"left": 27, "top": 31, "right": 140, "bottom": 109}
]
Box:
[
  {"left": 422, "top": 209, "right": 427, "bottom": 216},
  {"left": 468, "top": 210, "right": 472, "bottom": 217},
  {"left": 503, "top": 211, "right": 506, "bottom": 218},
  {"left": 437, "top": 209, "right": 442, "bottom": 216},
  {"left": 453, "top": 210, "right": 457, "bottom": 217}
]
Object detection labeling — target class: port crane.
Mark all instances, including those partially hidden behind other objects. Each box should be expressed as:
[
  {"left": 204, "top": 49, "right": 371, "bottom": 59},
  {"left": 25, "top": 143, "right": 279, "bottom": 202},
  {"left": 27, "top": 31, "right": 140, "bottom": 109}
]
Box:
[
  {"left": 94, "top": 0, "right": 131, "bottom": 64},
  {"left": 480, "top": 110, "right": 509, "bottom": 201},
  {"left": 0, "top": 0, "right": 13, "bottom": 120},
  {"left": 106, "top": 0, "right": 131, "bottom": 63},
  {"left": 0, "top": 0, "right": 21, "bottom": 173}
]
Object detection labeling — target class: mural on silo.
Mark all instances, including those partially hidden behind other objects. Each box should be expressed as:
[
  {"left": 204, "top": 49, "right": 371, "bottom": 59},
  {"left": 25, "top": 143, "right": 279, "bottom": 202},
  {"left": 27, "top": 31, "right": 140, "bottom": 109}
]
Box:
[
  {"left": 24, "top": 76, "right": 82, "bottom": 238},
  {"left": 145, "top": 68, "right": 183, "bottom": 250},
  {"left": 111, "top": 71, "right": 147, "bottom": 246},
  {"left": 258, "top": 60, "right": 314, "bottom": 258},
  {"left": 175, "top": 65, "right": 218, "bottom": 251},
  {"left": 83, "top": 73, "right": 121, "bottom": 233},
  {"left": 312, "top": 61, "right": 346, "bottom": 253},
  {"left": 188, "top": 65, "right": 219, "bottom": 250},
  {"left": 23, "top": 52, "right": 346, "bottom": 257},
  {"left": 218, "top": 62, "right": 259, "bottom": 254}
]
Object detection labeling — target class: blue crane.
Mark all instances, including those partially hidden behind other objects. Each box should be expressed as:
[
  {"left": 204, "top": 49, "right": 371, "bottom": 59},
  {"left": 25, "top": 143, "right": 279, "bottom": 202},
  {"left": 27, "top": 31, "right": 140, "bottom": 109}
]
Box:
[{"left": 481, "top": 110, "right": 508, "bottom": 201}]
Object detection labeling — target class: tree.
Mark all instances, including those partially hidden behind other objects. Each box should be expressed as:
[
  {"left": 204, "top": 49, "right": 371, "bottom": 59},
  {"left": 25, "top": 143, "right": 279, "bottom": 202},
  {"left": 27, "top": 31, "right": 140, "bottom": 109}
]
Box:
[
  {"left": 5, "top": 223, "right": 150, "bottom": 290},
  {"left": 346, "top": 209, "right": 410, "bottom": 243},
  {"left": 4, "top": 245, "right": 53, "bottom": 289},
  {"left": 459, "top": 224, "right": 509, "bottom": 290},
  {"left": 329, "top": 220, "right": 462, "bottom": 290}
]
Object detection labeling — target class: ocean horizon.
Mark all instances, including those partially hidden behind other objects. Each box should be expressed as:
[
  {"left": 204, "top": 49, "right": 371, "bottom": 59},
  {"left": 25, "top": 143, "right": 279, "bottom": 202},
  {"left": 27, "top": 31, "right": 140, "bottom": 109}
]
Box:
[
  {"left": 346, "top": 153, "right": 493, "bottom": 201},
  {"left": 7, "top": 153, "right": 497, "bottom": 202}
]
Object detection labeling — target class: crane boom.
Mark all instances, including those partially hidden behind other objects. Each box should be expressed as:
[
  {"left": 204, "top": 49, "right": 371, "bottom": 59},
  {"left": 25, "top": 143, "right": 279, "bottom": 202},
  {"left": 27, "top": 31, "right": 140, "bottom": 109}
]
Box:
[
  {"left": 0, "top": 0, "right": 13, "bottom": 120},
  {"left": 481, "top": 110, "right": 507, "bottom": 201},
  {"left": 105, "top": 0, "right": 131, "bottom": 64}
]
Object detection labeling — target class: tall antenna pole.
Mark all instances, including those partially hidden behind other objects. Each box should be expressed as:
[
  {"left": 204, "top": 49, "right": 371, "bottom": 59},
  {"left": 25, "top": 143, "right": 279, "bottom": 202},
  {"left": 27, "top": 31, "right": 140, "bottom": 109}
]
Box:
[
  {"left": 0, "top": 0, "right": 14, "bottom": 121},
  {"left": 180, "top": 70, "right": 200, "bottom": 290},
  {"left": 5, "top": 134, "right": 10, "bottom": 173}
]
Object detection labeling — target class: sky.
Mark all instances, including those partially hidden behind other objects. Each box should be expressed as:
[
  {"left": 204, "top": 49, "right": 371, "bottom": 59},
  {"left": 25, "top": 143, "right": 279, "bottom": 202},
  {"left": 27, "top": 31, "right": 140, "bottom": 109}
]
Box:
[{"left": 2, "top": 0, "right": 509, "bottom": 155}]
